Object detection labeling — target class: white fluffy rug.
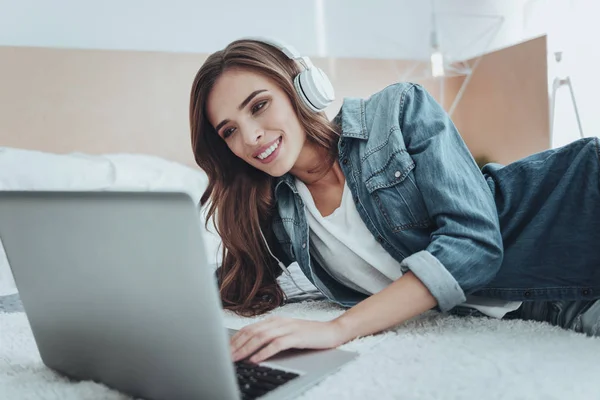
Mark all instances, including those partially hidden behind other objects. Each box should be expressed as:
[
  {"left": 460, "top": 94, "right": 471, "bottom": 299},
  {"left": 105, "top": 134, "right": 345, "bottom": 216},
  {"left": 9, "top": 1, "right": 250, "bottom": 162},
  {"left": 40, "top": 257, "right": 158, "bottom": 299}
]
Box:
[{"left": 2, "top": 300, "right": 600, "bottom": 400}]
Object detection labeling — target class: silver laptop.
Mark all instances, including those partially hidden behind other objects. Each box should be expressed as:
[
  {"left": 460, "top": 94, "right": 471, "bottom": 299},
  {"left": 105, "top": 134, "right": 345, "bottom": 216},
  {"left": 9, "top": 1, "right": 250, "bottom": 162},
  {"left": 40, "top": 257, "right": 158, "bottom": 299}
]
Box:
[{"left": 0, "top": 191, "right": 357, "bottom": 400}]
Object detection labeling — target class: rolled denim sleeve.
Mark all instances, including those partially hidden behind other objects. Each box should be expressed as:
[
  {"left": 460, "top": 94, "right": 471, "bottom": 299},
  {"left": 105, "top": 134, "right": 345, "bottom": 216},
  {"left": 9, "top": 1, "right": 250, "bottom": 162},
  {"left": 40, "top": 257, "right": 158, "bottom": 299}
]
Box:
[{"left": 396, "top": 84, "right": 504, "bottom": 312}]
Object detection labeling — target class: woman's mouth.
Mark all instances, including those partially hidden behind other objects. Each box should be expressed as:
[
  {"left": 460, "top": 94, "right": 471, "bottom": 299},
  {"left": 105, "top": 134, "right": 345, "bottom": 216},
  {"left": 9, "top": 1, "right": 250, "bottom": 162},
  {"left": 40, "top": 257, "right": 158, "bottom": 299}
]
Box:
[{"left": 255, "top": 136, "right": 282, "bottom": 164}]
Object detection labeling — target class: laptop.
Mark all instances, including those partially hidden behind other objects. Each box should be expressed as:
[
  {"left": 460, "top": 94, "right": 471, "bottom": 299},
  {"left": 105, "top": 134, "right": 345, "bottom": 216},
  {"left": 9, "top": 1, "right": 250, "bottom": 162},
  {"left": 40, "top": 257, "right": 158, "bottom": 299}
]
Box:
[{"left": 0, "top": 191, "right": 357, "bottom": 400}]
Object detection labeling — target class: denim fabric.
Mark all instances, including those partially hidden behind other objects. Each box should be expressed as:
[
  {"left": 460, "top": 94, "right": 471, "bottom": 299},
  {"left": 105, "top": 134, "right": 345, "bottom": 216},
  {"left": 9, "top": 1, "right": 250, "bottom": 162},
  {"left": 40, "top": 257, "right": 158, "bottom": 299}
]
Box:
[
  {"left": 271, "top": 82, "right": 600, "bottom": 315},
  {"left": 474, "top": 136, "right": 600, "bottom": 303},
  {"left": 509, "top": 299, "right": 600, "bottom": 337},
  {"left": 449, "top": 299, "right": 600, "bottom": 337}
]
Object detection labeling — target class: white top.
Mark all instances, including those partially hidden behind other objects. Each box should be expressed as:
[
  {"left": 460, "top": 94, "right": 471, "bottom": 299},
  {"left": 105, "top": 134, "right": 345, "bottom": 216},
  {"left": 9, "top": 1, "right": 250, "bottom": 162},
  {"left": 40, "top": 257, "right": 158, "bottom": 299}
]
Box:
[{"left": 295, "top": 178, "right": 522, "bottom": 319}]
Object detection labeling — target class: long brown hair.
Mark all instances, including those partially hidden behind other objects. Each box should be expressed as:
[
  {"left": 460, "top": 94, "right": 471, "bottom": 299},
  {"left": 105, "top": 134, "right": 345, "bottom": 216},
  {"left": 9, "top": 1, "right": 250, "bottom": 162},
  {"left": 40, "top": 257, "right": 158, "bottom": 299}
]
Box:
[{"left": 189, "top": 39, "right": 340, "bottom": 316}]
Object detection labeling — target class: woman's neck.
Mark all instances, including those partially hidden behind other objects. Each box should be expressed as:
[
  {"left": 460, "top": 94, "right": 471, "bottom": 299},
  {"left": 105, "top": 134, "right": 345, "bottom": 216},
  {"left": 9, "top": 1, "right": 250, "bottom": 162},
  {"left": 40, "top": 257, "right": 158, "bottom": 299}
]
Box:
[{"left": 290, "top": 142, "right": 344, "bottom": 189}]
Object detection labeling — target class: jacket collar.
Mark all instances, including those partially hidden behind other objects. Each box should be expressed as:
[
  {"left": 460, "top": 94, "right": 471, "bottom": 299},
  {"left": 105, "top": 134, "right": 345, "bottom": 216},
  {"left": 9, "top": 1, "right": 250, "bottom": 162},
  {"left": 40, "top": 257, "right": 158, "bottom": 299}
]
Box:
[
  {"left": 274, "top": 96, "right": 368, "bottom": 194},
  {"left": 338, "top": 96, "right": 368, "bottom": 140}
]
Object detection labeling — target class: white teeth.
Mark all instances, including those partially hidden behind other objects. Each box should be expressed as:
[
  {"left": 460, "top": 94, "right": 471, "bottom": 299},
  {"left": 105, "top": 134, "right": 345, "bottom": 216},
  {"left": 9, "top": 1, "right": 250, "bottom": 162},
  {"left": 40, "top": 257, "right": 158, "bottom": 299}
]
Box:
[{"left": 257, "top": 138, "right": 280, "bottom": 160}]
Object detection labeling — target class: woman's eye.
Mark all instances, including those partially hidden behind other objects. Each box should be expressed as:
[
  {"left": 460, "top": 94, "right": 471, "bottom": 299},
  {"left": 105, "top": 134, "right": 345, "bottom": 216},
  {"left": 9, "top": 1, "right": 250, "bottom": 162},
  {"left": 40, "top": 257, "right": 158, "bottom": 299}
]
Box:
[
  {"left": 223, "top": 128, "right": 235, "bottom": 139},
  {"left": 251, "top": 100, "right": 268, "bottom": 114}
]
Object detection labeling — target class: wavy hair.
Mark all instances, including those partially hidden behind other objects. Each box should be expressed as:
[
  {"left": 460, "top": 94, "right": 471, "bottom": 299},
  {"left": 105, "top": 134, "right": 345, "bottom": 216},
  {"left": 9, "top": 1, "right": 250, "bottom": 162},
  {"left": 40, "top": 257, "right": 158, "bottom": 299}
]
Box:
[{"left": 189, "top": 39, "right": 339, "bottom": 316}]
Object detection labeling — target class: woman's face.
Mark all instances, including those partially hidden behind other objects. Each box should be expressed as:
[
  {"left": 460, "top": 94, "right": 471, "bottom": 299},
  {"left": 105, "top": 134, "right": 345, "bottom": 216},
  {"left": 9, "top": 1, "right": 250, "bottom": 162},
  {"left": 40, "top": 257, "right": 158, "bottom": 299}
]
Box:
[{"left": 206, "top": 68, "right": 305, "bottom": 177}]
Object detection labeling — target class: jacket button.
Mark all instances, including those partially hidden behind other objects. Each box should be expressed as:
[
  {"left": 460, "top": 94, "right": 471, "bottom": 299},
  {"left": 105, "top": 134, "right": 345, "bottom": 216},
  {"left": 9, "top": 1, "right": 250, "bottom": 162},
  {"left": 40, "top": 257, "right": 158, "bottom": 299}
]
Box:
[
  {"left": 377, "top": 236, "right": 384, "bottom": 243},
  {"left": 582, "top": 288, "right": 591, "bottom": 296},
  {"left": 302, "top": 242, "right": 306, "bottom": 249},
  {"left": 394, "top": 171, "right": 401, "bottom": 178},
  {"left": 342, "top": 159, "right": 348, "bottom": 165},
  {"left": 523, "top": 290, "right": 532, "bottom": 298}
]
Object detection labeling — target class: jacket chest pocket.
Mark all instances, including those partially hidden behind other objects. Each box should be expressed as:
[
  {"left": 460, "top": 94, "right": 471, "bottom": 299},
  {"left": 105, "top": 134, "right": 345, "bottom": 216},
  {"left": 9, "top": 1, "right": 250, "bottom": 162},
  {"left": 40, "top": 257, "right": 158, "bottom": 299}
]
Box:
[{"left": 364, "top": 149, "right": 432, "bottom": 232}]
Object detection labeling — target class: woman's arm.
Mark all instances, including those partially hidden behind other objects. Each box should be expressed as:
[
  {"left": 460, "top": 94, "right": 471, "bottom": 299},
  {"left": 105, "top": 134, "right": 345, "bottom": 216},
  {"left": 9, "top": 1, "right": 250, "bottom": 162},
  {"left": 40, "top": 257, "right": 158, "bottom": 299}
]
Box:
[
  {"left": 393, "top": 84, "right": 504, "bottom": 312},
  {"left": 333, "top": 271, "right": 437, "bottom": 342},
  {"left": 230, "top": 270, "right": 436, "bottom": 363}
]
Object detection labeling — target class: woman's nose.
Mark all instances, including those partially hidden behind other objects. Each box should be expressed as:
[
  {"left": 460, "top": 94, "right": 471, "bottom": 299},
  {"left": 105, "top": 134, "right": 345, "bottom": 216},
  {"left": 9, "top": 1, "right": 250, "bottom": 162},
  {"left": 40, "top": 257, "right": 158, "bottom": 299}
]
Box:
[{"left": 242, "top": 126, "right": 264, "bottom": 146}]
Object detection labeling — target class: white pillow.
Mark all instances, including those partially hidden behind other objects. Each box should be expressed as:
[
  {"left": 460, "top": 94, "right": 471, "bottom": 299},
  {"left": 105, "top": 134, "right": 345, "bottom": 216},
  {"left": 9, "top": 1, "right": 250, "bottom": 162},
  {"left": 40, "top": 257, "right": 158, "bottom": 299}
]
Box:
[
  {"left": 0, "top": 147, "right": 116, "bottom": 191},
  {"left": 0, "top": 146, "right": 222, "bottom": 294},
  {"left": 0, "top": 147, "right": 209, "bottom": 202}
]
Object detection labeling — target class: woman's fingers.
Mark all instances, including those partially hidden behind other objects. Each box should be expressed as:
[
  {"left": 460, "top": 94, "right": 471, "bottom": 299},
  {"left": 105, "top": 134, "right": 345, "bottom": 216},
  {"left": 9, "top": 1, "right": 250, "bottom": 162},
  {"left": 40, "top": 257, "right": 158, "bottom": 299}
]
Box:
[
  {"left": 249, "top": 335, "right": 294, "bottom": 363},
  {"left": 231, "top": 319, "right": 344, "bottom": 364},
  {"left": 230, "top": 317, "right": 293, "bottom": 361},
  {"left": 230, "top": 316, "right": 283, "bottom": 351}
]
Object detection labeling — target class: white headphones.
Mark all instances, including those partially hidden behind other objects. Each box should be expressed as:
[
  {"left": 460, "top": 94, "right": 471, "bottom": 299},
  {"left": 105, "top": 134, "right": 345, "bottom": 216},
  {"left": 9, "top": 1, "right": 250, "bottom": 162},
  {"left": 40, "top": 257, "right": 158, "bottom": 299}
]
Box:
[
  {"left": 240, "top": 36, "right": 335, "bottom": 113},
  {"left": 258, "top": 227, "right": 311, "bottom": 296}
]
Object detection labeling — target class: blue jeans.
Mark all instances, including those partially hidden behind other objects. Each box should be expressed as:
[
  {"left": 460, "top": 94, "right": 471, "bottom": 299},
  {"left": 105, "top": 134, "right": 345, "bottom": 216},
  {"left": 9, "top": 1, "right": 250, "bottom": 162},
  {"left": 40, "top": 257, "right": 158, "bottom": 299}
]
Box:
[
  {"left": 453, "top": 137, "right": 600, "bottom": 336},
  {"left": 451, "top": 299, "right": 600, "bottom": 337},
  {"left": 473, "top": 137, "right": 600, "bottom": 304}
]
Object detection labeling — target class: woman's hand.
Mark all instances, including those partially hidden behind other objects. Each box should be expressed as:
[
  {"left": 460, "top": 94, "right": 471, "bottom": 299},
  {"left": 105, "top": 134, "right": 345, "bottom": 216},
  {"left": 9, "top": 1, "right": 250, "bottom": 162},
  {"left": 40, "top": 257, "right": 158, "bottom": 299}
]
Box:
[{"left": 230, "top": 316, "right": 347, "bottom": 364}]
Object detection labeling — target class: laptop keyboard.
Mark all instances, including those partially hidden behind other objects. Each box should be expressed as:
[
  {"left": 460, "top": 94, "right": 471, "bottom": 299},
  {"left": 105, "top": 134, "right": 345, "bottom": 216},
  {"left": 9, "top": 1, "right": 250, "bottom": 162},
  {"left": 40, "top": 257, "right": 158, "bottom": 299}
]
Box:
[{"left": 235, "top": 361, "right": 300, "bottom": 399}]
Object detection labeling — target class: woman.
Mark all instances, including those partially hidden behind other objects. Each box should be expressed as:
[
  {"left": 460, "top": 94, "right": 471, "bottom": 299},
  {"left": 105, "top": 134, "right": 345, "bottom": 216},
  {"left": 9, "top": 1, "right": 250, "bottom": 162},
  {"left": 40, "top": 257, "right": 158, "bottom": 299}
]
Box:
[{"left": 189, "top": 38, "right": 600, "bottom": 364}]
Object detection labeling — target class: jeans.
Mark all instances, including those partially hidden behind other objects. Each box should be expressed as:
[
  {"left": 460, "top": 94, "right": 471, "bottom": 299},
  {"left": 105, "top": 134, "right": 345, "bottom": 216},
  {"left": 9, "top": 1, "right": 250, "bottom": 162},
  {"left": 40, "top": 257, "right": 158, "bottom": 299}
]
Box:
[
  {"left": 506, "top": 300, "right": 600, "bottom": 337},
  {"left": 451, "top": 300, "right": 600, "bottom": 337}
]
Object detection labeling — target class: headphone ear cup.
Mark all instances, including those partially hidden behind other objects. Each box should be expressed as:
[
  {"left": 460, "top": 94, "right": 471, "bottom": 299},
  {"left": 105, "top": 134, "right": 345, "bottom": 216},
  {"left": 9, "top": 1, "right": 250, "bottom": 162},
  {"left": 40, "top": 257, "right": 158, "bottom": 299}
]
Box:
[
  {"left": 292, "top": 74, "right": 316, "bottom": 112},
  {"left": 310, "top": 67, "right": 335, "bottom": 105},
  {"left": 294, "top": 68, "right": 335, "bottom": 112}
]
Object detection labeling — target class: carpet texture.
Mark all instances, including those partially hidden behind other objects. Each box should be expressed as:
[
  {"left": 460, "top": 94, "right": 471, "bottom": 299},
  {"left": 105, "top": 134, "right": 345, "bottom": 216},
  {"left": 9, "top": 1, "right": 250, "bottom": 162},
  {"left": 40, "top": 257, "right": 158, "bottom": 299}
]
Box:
[{"left": 2, "top": 299, "right": 600, "bottom": 400}]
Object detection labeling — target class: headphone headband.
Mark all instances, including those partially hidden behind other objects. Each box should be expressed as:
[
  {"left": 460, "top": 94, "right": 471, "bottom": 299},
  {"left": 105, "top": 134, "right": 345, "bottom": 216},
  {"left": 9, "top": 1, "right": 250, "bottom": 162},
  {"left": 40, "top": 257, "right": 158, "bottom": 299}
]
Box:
[
  {"left": 240, "top": 36, "right": 301, "bottom": 59},
  {"left": 236, "top": 36, "right": 334, "bottom": 112}
]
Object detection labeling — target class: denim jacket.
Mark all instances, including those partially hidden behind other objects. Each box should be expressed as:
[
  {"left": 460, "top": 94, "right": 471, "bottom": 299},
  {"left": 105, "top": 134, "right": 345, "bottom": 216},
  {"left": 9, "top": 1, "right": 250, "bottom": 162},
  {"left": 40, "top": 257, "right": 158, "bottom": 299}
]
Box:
[{"left": 271, "top": 83, "right": 600, "bottom": 312}]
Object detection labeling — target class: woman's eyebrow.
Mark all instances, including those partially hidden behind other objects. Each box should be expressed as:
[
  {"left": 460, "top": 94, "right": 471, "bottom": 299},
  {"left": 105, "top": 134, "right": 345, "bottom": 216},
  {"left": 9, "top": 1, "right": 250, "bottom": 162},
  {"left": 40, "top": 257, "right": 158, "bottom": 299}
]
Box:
[
  {"left": 238, "top": 89, "right": 267, "bottom": 111},
  {"left": 215, "top": 89, "right": 267, "bottom": 132}
]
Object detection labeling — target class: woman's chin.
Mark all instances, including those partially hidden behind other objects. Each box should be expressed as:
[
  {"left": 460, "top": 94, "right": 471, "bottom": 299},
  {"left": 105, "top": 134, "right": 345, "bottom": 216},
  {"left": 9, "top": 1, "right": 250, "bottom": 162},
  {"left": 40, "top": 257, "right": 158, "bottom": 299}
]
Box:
[
  {"left": 263, "top": 164, "right": 289, "bottom": 178},
  {"left": 255, "top": 159, "right": 291, "bottom": 178}
]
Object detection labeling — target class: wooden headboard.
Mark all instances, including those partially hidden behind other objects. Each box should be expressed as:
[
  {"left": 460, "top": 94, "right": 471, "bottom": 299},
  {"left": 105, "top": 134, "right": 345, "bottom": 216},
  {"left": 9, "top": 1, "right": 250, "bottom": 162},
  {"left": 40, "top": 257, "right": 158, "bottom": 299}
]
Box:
[
  {"left": 0, "top": 46, "right": 206, "bottom": 167},
  {"left": 0, "top": 37, "right": 549, "bottom": 167}
]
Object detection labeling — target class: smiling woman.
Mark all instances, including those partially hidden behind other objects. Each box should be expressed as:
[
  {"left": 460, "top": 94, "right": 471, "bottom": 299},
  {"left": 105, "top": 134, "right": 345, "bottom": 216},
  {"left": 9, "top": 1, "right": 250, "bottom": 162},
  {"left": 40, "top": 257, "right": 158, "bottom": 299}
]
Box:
[
  {"left": 205, "top": 70, "right": 304, "bottom": 177},
  {"left": 189, "top": 37, "right": 600, "bottom": 366},
  {"left": 189, "top": 38, "right": 340, "bottom": 317}
]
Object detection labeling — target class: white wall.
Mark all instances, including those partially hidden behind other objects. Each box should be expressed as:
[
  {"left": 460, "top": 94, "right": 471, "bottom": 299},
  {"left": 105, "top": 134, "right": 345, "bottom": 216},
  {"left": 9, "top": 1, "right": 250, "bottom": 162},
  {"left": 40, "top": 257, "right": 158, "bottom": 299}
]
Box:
[
  {"left": 523, "top": 0, "right": 600, "bottom": 146},
  {"left": 0, "top": 0, "right": 525, "bottom": 60}
]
